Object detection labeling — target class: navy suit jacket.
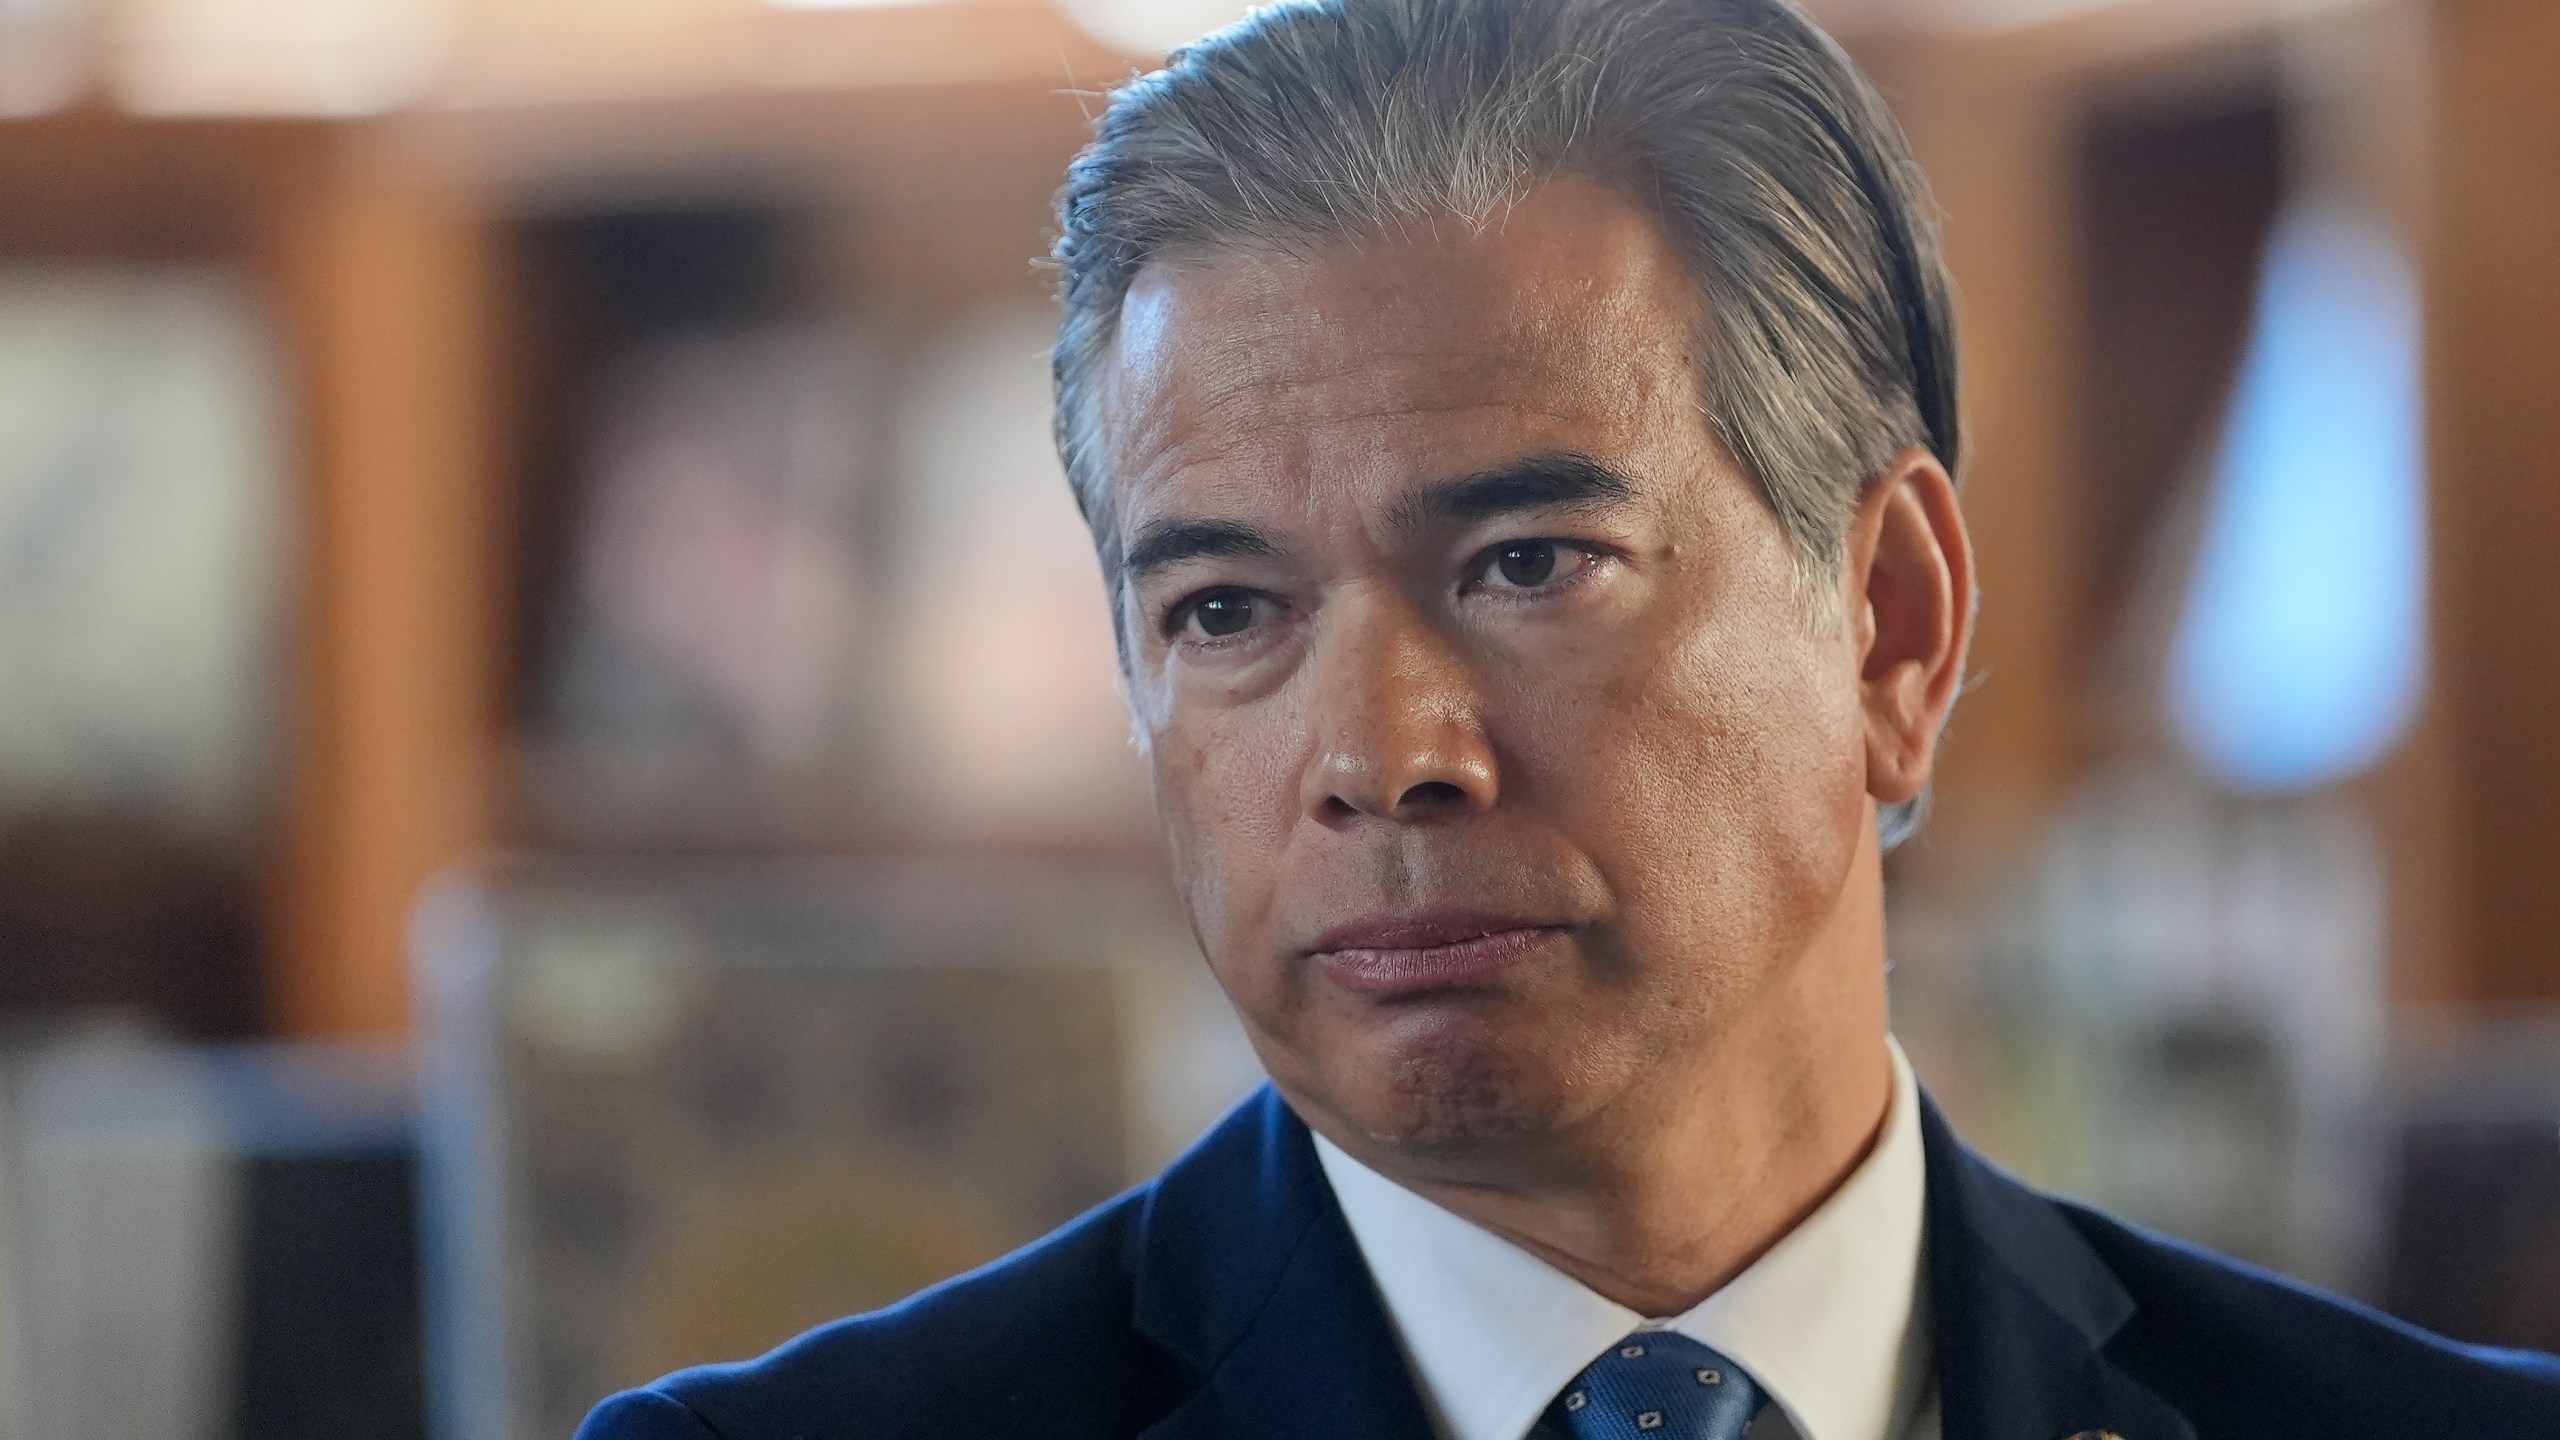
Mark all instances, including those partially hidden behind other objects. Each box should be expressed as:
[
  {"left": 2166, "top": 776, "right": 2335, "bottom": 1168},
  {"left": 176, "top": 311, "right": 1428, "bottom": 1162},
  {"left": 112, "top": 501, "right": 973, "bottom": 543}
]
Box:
[{"left": 581, "top": 1086, "right": 2560, "bottom": 1440}]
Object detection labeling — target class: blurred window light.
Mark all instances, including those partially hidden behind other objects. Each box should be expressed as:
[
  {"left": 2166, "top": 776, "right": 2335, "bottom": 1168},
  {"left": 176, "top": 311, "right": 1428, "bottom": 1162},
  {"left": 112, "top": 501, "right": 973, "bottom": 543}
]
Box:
[
  {"left": 1813, "top": 0, "right": 2366, "bottom": 35},
  {"left": 0, "top": 268, "right": 288, "bottom": 831},
  {"left": 2166, "top": 198, "right": 2426, "bottom": 793},
  {"left": 1921, "top": 0, "right": 2130, "bottom": 27},
  {"left": 1809, "top": 0, "right": 2137, "bottom": 33},
  {"left": 0, "top": 0, "right": 90, "bottom": 117},
  {"left": 764, "top": 0, "right": 945, "bottom": 9},
  {"left": 110, "top": 0, "right": 449, "bottom": 116},
  {"left": 1052, "top": 0, "right": 1253, "bottom": 57}
]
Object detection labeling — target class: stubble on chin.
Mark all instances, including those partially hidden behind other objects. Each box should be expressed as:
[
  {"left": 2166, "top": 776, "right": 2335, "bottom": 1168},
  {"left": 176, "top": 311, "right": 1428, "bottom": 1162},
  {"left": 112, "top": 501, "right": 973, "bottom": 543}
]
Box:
[
  {"left": 1326, "top": 995, "right": 1681, "bottom": 1181},
  {"left": 1361, "top": 1023, "right": 1564, "bottom": 1154}
]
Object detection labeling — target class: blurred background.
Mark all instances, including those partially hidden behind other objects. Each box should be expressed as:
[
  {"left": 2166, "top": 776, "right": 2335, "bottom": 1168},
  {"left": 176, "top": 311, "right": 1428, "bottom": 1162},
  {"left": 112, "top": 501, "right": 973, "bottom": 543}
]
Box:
[{"left": 0, "top": 0, "right": 2555, "bottom": 1435}]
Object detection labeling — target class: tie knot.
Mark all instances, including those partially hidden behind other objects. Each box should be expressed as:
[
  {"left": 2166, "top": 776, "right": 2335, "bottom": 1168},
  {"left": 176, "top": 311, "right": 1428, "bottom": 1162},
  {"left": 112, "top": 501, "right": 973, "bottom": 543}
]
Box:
[{"left": 1542, "top": 1332, "right": 1764, "bottom": 1440}]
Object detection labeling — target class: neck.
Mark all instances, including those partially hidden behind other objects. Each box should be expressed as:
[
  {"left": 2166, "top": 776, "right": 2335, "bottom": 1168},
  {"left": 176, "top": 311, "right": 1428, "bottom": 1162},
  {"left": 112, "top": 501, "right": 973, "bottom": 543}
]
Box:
[{"left": 1359, "top": 864, "right": 1895, "bottom": 1317}]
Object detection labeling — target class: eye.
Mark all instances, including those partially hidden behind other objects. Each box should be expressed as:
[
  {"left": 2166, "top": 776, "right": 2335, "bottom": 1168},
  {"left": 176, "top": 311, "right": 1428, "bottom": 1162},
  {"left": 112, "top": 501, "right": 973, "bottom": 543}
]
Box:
[
  {"left": 1493, "top": 541, "right": 1561, "bottom": 588},
  {"left": 1476, "top": 540, "right": 1596, "bottom": 592},
  {"left": 1181, "top": 589, "right": 1266, "bottom": 640}
]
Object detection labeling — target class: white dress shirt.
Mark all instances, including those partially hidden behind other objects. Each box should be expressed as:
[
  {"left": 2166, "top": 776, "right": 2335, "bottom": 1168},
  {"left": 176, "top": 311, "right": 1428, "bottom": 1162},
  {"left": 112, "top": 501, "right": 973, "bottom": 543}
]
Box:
[{"left": 1313, "top": 1038, "right": 1940, "bottom": 1440}]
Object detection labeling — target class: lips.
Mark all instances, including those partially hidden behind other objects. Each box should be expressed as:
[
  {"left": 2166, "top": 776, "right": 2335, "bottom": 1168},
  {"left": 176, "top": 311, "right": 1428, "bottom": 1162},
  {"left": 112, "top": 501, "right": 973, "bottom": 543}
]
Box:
[{"left": 1307, "top": 912, "right": 1566, "bottom": 996}]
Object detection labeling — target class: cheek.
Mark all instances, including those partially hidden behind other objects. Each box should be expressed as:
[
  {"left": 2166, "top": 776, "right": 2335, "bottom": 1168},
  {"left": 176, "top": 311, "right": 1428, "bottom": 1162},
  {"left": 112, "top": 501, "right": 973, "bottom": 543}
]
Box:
[
  {"left": 1514, "top": 594, "right": 1866, "bottom": 957},
  {"left": 1143, "top": 702, "right": 1306, "bottom": 982}
]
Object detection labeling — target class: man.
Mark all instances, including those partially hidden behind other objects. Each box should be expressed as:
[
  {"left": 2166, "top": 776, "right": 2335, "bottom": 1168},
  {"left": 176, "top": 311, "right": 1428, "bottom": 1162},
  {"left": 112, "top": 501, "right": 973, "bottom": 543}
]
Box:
[{"left": 580, "top": 0, "right": 2560, "bottom": 1436}]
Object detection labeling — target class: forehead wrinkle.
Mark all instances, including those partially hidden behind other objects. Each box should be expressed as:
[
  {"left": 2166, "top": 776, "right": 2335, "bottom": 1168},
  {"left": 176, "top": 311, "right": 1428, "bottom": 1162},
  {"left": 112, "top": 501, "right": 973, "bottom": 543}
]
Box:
[
  {"left": 1117, "top": 353, "right": 1598, "bottom": 488},
  {"left": 1187, "top": 339, "right": 1590, "bottom": 417},
  {"left": 1200, "top": 392, "right": 1594, "bottom": 454},
  {"left": 1118, "top": 348, "right": 1610, "bottom": 487},
  {"left": 1116, "top": 275, "right": 1617, "bottom": 413}
]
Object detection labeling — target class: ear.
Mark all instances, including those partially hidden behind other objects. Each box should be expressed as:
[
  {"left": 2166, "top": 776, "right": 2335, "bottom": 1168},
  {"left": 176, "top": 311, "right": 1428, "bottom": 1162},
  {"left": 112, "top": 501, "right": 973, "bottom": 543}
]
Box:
[{"left": 1840, "top": 446, "right": 1974, "bottom": 812}]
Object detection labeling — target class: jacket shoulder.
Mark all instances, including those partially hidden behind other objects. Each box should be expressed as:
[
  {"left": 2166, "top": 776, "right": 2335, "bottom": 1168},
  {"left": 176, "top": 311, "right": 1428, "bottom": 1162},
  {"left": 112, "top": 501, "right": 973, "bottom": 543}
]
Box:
[
  {"left": 2060, "top": 1200, "right": 2560, "bottom": 1438},
  {"left": 576, "top": 1184, "right": 1190, "bottom": 1440}
]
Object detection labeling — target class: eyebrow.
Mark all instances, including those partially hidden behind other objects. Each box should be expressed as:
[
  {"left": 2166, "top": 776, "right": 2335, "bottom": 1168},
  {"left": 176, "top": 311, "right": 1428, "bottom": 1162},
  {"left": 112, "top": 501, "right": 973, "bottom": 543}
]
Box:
[
  {"left": 1392, "top": 451, "right": 1640, "bottom": 531},
  {"left": 1119, "top": 451, "right": 1639, "bottom": 588},
  {"left": 1122, "top": 517, "right": 1283, "bottom": 587}
]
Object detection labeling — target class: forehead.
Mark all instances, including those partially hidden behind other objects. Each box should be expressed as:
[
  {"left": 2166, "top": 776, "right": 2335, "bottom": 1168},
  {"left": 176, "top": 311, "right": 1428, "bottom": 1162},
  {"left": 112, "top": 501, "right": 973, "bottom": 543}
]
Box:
[{"left": 1100, "top": 176, "right": 1706, "bottom": 519}]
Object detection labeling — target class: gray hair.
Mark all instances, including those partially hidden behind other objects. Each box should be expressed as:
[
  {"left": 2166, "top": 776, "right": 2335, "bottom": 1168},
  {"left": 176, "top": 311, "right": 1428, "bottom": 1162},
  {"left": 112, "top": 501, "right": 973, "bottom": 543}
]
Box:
[{"left": 1051, "top": 0, "right": 1959, "bottom": 845}]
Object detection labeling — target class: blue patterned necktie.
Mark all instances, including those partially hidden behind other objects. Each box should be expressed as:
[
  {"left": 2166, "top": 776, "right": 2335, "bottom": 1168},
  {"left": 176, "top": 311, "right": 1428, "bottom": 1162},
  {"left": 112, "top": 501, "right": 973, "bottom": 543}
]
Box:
[{"left": 1537, "top": 1332, "right": 1766, "bottom": 1440}]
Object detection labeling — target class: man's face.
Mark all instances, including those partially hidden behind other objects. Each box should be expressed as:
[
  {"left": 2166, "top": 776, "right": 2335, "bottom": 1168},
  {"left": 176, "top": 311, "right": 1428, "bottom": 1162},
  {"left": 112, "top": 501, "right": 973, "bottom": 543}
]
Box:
[{"left": 1101, "top": 177, "right": 1876, "bottom": 1160}]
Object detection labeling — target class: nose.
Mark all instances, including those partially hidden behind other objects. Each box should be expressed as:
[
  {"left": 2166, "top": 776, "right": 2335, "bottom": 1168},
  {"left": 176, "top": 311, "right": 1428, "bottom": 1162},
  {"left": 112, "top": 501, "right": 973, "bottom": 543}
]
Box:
[{"left": 1300, "top": 596, "right": 1499, "bottom": 825}]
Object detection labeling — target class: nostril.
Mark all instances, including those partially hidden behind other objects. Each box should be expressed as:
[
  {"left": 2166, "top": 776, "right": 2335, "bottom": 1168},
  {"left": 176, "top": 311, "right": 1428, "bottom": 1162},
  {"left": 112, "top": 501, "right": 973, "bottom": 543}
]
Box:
[{"left": 1396, "top": 780, "right": 1470, "bottom": 810}]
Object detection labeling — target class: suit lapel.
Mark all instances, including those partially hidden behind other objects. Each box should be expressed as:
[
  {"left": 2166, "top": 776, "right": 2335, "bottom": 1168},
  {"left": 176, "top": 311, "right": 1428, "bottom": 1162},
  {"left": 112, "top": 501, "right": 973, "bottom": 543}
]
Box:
[
  {"left": 1132, "top": 1087, "right": 1438, "bottom": 1440},
  {"left": 1125, "top": 1083, "right": 2202, "bottom": 1440},
  {"left": 1919, "top": 1096, "right": 2195, "bottom": 1440}
]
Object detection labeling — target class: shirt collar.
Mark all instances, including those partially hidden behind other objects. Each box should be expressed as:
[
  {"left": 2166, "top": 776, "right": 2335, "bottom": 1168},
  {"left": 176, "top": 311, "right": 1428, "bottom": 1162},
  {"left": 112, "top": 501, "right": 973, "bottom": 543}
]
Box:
[{"left": 1314, "top": 1037, "right": 1932, "bottom": 1440}]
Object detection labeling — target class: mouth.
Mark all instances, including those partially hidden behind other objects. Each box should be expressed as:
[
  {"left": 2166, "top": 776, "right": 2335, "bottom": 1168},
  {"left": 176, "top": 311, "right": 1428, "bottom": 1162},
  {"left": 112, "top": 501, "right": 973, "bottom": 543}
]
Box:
[{"left": 1307, "top": 913, "right": 1567, "bottom": 997}]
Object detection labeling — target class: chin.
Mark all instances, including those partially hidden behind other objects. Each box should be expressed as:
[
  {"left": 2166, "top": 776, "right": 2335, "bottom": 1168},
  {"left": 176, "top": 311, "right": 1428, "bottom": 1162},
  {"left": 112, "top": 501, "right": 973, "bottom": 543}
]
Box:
[{"left": 1345, "top": 1009, "right": 1583, "bottom": 1154}]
